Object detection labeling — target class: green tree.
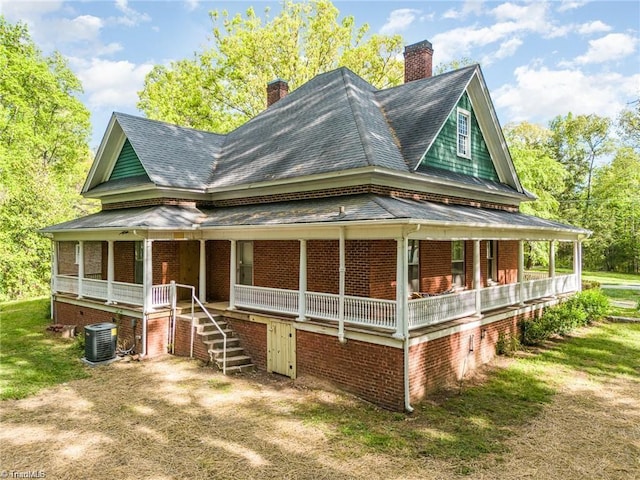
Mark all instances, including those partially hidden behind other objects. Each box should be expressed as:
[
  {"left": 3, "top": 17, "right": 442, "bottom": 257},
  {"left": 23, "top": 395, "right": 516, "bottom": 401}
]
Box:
[
  {"left": 138, "top": 0, "right": 404, "bottom": 132},
  {"left": 0, "top": 17, "right": 92, "bottom": 301},
  {"left": 505, "top": 122, "right": 566, "bottom": 268},
  {"left": 617, "top": 99, "right": 640, "bottom": 152},
  {"left": 588, "top": 147, "right": 640, "bottom": 272},
  {"left": 549, "top": 113, "right": 613, "bottom": 216}
]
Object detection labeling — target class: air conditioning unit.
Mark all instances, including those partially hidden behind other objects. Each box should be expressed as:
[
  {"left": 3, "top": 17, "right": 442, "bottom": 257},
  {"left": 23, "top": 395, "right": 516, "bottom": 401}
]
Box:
[{"left": 85, "top": 322, "right": 117, "bottom": 363}]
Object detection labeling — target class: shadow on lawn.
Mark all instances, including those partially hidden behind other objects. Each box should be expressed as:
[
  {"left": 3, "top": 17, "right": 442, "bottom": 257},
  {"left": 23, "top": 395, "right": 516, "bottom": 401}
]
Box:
[
  {"left": 292, "top": 365, "right": 554, "bottom": 468},
  {"left": 539, "top": 322, "right": 640, "bottom": 378}
]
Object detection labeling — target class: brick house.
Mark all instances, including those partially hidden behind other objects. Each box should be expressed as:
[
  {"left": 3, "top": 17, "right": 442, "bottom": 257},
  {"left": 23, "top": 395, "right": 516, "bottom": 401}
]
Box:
[{"left": 43, "top": 40, "right": 588, "bottom": 411}]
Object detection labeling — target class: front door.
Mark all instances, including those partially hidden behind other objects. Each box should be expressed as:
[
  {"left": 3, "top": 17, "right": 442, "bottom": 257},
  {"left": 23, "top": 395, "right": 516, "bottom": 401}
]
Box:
[
  {"left": 179, "top": 241, "right": 199, "bottom": 300},
  {"left": 267, "top": 320, "right": 296, "bottom": 379}
]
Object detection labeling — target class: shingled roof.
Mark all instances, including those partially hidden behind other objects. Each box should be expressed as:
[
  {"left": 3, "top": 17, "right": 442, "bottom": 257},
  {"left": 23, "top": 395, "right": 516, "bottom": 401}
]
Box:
[{"left": 85, "top": 63, "right": 520, "bottom": 196}]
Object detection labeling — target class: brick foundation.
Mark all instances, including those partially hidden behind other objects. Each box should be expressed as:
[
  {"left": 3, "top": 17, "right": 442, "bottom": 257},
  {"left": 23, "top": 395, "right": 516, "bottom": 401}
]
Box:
[
  {"left": 408, "top": 308, "right": 543, "bottom": 403},
  {"left": 296, "top": 330, "right": 405, "bottom": 411},
  {"left": 53, "top": 300, "right": 168, "bottom": 358}
]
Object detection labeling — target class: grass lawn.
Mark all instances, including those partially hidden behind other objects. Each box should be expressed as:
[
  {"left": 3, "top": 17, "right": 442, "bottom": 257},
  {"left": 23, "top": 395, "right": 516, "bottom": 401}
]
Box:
[
  {"left": 582, "top": 270, "right": 640, "bottom": 286},
  {"left": 1, "top": 297, "right": 639, "bottom": 478},
  {"left": 0, "top": 298, "right": 89, "bottom": 400}
]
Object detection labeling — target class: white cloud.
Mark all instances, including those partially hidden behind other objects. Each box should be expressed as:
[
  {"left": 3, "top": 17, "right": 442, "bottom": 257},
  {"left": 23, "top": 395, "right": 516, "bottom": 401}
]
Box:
[
  {"left": 482, "top": 37, "right": 523, "bottom": 65},
  {"left": 0, "top": 0, "right": 64, "bottom": 22},
  {"left": 50, "top": 15, "right": 104, "bottom": 44},
  {"left": 442, "top": 1, "right": 483, "bottom": 20},
  {"left": 493, "top": 65, "right": 640, "bottom": 124},
  {"left": 114, "top": 0, "right": 151, "bottom": 27},
  {"left": 573, "top": 33, "right": 638, "bottom": 64},
  {"left": 442, "top": 8, "right": 461, "bottom": 20},
  {"left": 380, "top": 8, "right": 421, "bottom": 34},
  {"left": 184, "top": 0, "right": 199, "bottom": 12},
  {"left": 432, "top": 2, "right": 561, "bottom": 64},
  {"left": 557, "top": 0, "right": 589, "bottom": 13},
  {"left": 577, "top": 21, "right": 612, "bottom": 35},
  {"left": 70, "top": 58, "right": 154, "bottom": 109}
]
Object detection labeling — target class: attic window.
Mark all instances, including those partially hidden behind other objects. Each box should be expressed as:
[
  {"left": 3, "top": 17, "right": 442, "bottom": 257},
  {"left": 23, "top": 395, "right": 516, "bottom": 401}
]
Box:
[{"left": 457, "top": 108, "right": 471, "bottom": 159}]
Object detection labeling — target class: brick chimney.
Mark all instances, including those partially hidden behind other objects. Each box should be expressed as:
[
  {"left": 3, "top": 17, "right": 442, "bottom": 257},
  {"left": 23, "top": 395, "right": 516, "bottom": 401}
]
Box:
[
  {"left": 267, "top": 78, "right": 289, "bottom": 107},
  {"left": 403, "top": 40, "right": 433, "bottom": 83}
]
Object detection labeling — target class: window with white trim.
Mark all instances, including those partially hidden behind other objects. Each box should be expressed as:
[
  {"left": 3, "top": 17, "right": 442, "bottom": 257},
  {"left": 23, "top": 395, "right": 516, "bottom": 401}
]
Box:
[
  {"left": 407, "top": 240, "right": 420, "bottom": 293},
  {"left": 74, "top": 243, "right": 80, "bottom": 265},
  {"left": 486, "top": 240, "right": 497, "bottom": 282},
  {"left": 237, "top": 241, "right": 254, "bottom": 286},
  {"left": 457, "top": 108, "right": 471, "bottom": 159},
  {"left": 452, "top": 240, "right": 465, "bottom": 287},
  {"left": 134, "top": 241, "right": 144, "bottom": 285}
]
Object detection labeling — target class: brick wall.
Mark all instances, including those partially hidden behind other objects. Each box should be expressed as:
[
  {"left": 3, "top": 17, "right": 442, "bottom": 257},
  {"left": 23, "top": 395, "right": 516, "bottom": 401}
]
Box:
[
  {"left": 83, "top": 241, "right": 103, "bottom": 278},
  {"left": 254, "top": 240, "right": 299, "bottom": 290},
  {"left": 307, "top": 240, "right": 339, "bottom": 294},
  {"left": 53, "top": 301, "right": 168, "bottom": 358},
  {"left": 57, "top": 241, "right": 78, "bottom": 276},
  {"left": 498, "top": 240, "right": 518, "bottom": 284},
  {"left": 408, "top": 308, "right": 542, "bottom": 402},
  {"left": 369, "top": 240, "right": 397, "bottom": 299},
  {"left": 226, "top": 318, "right": 268, "bottom": 370},
  {"left": 420, "top": 240, "right": 452, "bottom": 293},
  {"left": 207, "top": 240, "right": 230, "bottom": 301},
  {"left": 152, "top": 241, "right": 180, "bottom": 285},
  {"left": 173, "top": 317, "right": 210, "bottom": 361},
  {"left": 297, "top": 330, "right": 405, "bottom": 411},
  {"left": 114, "top": 241, "right": 135, "bottom": 283},
  {"left": 99, "top": 185, "right": 520, "bottom": 213}
]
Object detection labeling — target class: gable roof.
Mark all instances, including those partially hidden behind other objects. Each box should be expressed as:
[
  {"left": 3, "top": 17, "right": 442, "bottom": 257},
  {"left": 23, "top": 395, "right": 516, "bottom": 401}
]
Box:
[
  {"left": 83, "top": 64, "right": 525, "bottom": 198},
  {"left": 83, "top": 112, "right": 225, "bottom": 193}
]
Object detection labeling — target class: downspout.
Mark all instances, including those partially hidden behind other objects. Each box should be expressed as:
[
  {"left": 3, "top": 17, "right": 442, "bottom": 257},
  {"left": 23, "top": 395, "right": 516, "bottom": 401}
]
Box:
[
  {"left": 402, "top": 225, "right": 420, "bottom": 413},
  {"left": 50, "top": 240, "right": 57, "bottom": 320},
  {"left": 338, "top": 227, "right": 346, "bottom": 344}
]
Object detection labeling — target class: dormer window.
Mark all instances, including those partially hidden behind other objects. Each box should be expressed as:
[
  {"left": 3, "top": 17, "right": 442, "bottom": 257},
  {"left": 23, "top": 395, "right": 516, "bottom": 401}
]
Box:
[{"left": 457, "top": 108, "right": 471, "bottom": 159}]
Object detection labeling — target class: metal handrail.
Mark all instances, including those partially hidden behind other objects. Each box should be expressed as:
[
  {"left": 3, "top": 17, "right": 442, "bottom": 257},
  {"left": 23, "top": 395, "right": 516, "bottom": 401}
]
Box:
[{"left": 171, "top": 282, "right": 227, "bottom": 375}]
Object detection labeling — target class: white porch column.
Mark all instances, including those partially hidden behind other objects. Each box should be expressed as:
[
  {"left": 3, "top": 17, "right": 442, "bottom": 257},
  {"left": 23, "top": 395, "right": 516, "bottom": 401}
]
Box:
[
  {"left": 473, "top": 240, "right": 481, "bottom": 315},
  {"left": 338, "top": 229, "right": 346, "bottom": 342},
  {"left": 52, "top": 241, "right": 59, "bottom": 293},
  {"left": 549, "top": 240, "right": 556, "bottom": 296},
  {"left": 297, "top": 239, "right": 307, "bottom": 321},
  {"left": 199, "top": 239, "right": 207, "bottom": 303},
  {"left": 229, "top": 240, "right": 237, "bottom": 310},
  {"left": 394, "top": 238, "right": 406, "bottom": 339},
  {"left": 518, "top": 240, "right": 525, "bottom": 306},
  {"left": 143, "top": 239, "right": 153, "bottom": 313},
  {"left": 573, "top": 240, "right": 583, "bottom": 292},
  {"left": 77, "top": 240, "right": 84, "bottom": 298},
  {"left": 106, "top": 240, "right": 114, "bottom": 304}
]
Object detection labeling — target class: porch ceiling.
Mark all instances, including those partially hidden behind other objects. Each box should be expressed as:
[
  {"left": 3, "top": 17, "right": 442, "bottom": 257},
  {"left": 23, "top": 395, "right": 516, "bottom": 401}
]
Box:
[{"left": 42, "top": 194, "right": 589, "bottom": 241}]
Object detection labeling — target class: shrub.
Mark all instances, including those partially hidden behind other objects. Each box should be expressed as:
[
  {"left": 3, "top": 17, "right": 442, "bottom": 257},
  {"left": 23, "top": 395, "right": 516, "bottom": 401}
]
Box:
[
  {"left": 582, "top": 280, "right": 601, "bottom": 290},
  {"left": 496, "top": 331, "right": 521, "bottom": 355},
  {"left": 573, "top": 289, "right": 610, "bottom": 323},
  {"left": 522, "top": 317, "right": 552, "bottom": 346}
]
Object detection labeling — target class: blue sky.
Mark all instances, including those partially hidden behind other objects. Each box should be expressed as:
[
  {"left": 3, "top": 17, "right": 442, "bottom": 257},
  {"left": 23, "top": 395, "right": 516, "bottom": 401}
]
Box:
[{"left": 2, "top": 0, "right": 639, "bottom": 148}]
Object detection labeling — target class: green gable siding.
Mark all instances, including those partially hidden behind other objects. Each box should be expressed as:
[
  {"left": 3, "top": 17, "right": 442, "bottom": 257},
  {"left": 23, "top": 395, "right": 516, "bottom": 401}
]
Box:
[
  {"left": 420, "top": 92, "right": 499, "bottom": 182},
  {"left": 109, "top": 139, "right": 146, "bottom": 180}
]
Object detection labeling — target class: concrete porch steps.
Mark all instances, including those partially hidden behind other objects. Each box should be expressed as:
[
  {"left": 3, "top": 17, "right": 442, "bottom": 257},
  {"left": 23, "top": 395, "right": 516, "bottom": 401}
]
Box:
[{"left": 176, "top": 310, "right": 254, "bottom": 374}]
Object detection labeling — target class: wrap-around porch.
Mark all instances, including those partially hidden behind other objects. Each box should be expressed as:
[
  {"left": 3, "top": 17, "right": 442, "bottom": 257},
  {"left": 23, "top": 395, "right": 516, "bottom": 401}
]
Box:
[{"left": 52, "top": 236, "right": 582, "bottom": 335}]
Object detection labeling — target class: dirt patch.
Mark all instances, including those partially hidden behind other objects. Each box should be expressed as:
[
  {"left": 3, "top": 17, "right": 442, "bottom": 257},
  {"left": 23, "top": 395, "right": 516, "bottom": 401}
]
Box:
[{"left": 1, "top": 355, "right": 638, "bottom": 480}]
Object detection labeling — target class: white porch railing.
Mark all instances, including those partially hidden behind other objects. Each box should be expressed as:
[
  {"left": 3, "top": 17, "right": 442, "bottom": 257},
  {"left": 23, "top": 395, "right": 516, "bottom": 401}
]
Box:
[
  {"left": 522, "top": 277, "right": 555, "bottom": 302},
  {"left": 55, "top": 273, "right": 580, "bottom": 332},
  {"left": 54, "top": 275, "right": 145, "bottom": 306},
  {"left": 524, "top": 271, "right": 548, "bottom": 281},
  {"left": 480, "top": 283, "right": 519, "bottom": 312},
  {"left": 235, "top": 284, "right": 299, "bottom": 316},
  {"left": 151, "top": 284, "right": 172, "bottom": 308},
  {"left": 408, "top": 290, "right": 477, "bottom": 329}
]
